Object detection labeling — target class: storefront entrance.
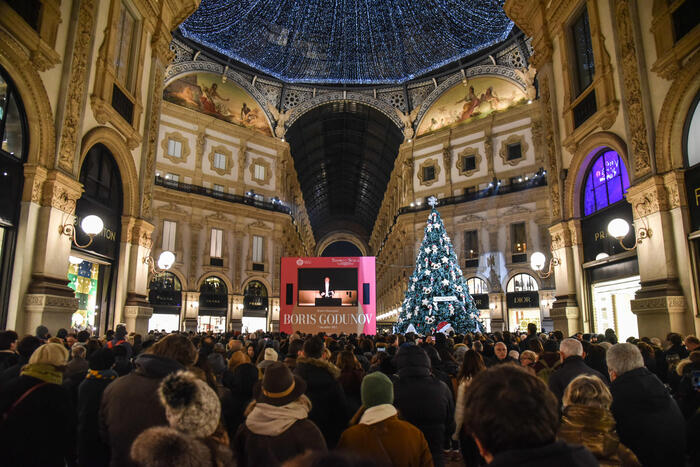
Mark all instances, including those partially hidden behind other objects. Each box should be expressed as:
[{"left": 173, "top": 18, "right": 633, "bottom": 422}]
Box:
[
  {"left": 241, "top": 316, "right": 266, "bottom": 333},
  {"left": 148, "top": 272, "right": 182, "bottom": 332},
  {"left": 198, "top": 276, "right": 228, "bottom": 333},
  {"left": 591, "top": 276, "right": 640, "bottom": 339},
  {"left": 506, "top": 273, "right": 540, "bottom": 333}
]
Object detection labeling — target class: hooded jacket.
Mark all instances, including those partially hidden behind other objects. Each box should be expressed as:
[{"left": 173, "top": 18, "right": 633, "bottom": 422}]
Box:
[
  {"left": 610, "top": 367, "right": 686, "bottom": 467},
  {"left": 100, "top": 353, "right": 184, "bottom": 467},
  {"left": 392, "top": 345, "right": 454, "bottom": 467},
  {"left": 557, "top": 404, "right": 640, "bottom": 466},
  {"left": 294, "top": 356, "right": 349, "bottom": 448}
]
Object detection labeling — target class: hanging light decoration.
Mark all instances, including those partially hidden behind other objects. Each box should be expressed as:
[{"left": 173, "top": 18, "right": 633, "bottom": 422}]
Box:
[{"left": 180, "top": 0, "right": 514, "bottom": 85}]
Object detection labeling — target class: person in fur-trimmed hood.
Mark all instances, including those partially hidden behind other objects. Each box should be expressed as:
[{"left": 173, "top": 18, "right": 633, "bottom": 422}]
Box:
[
  {"left": 337, "top": 372, "right": 433, "bottom": 466},
  {"left": 234, "top": 361, "right": 326, "bottom": 466},
  {"left": 131, "top": 370, "right": 233, "bottom": 467},
  {"left": 293, "top": 336, "right": 349, "bottom": 448}
]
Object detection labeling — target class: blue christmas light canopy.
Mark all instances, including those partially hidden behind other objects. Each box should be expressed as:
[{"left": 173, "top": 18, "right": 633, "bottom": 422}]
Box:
[{"left": 180, "top": 0, "right": 514, "bottom": 84}]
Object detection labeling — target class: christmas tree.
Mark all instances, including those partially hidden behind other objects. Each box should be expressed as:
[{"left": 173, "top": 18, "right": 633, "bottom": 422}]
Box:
[{"left": 397, "top": 196, "right": 482, "bottom": 335}]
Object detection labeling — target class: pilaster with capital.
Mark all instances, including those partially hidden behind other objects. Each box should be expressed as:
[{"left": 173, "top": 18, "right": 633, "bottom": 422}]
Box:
[{"left": 548, "top": 221, "right": 582, "bottom": 335}]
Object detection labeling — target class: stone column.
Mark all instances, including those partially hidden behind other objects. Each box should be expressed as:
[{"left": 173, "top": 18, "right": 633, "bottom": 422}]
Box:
[
  {"left": 23, "top": 170, "right": 83, "bottom": 335},
  {"left": 230, "top": 295, "right": 243, "bottom": 332},
  {"left": 182, "top": 291, "right": 200, "bottom": 332},
  {"left": 549, "top": 221, "right": 582, "bottom": 335},
  {"left": 120, "top": 217, "right": 155, "bottom": 333},
  {"left": 269, "top": 297, "right": 280, "bottom": 332},
  {"left": 627, "top": 176, "right": 687, "bottom": 337},
  {"left": 488, "top": 292, "right": 506, "bottom": 332}
]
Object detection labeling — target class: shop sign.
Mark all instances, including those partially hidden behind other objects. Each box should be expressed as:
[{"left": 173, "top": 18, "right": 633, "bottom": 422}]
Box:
[
  {"left": 685, "top": 164, "right": 700, "bottom": 232},
  {"left": 580, "top": 202, "right": 634, "bottom": 263},
  {"left": 74, "top": 198, "right": 120, "bottom": 260},
  {"left": 506, "top": 291, "right": 539, "bottom": 308},
  {"left": 200, "top": 292, "right": 227, "bottom": 309},
  {"left": 471, "top": 293, "right": 489, "bottom": 309}
]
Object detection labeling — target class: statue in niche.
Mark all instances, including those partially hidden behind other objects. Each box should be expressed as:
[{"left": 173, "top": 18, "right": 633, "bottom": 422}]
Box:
[{"left": 487, "top": 253, "right": 502, "bottom": 292}]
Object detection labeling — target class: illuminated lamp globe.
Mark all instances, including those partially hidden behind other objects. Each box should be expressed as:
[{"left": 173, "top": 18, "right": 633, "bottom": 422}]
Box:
[
  {"left": 81, "top": 215, "right": 104, "bottom": 236},
  {"left": 68, "top": 255, "right": 83, "bottom": 265},
  {"left": 595, "top": 252, "right": 609, "bottom": 261},
  {"left": 157, "top": 251, "right": 176, "bottom": 270},
  {"left": 607, "top": 218, "right": 630, "bottom": 239},
  {"left": 530, "top": 251, "right": 546, "bottom": 271}
]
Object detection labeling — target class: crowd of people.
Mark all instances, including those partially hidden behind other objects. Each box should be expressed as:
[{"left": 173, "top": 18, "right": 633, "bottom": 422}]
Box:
[{"left": 0, "top": 322, "right": 697, "bottom": 466}]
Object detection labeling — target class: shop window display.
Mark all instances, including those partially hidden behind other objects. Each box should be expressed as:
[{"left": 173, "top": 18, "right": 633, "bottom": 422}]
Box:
[
  {"left": 67, "top": 259, "right": 99, "bottom": 331},
  {"left": 582, "top": 150, "right": 630, "bottom": 216}
]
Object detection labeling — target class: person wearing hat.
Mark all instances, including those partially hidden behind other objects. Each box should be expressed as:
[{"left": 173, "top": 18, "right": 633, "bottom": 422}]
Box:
[
  {"left": 257, "top": 347, "right": 279, "bottom": 373},
  {"left": 337, "top": 372, "right": 433, "bottom": 466},
  {"left": 131, "top": 370, "right": 233, "bottom": 467},
  {"left": 107, "top": 323, "right": 133, "bottom": 359},
  {"left": 0, "top": 343, "right": 77, "bottom": 466},
  {"left": 233, "top": 361, "right": 326, "bottom": 467}
]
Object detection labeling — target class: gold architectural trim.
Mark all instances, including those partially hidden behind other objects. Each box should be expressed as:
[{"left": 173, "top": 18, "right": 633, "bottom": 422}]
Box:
[
  {"left": 650, "top": 0, "right": 700, "bottom": 80},
  {"left": 417, "top": 158, "right": 441, "bottom": 187},
  {"left": 0, "top": 2, "right": 61, "bottom": 72},
  {"left": 498, "top": 134, "right": 528, "bottom": 167},
  {"left": 160, "top": 131, "right": 191, "bottom": 165},
  {"left": 249, "top": 157, "right": 273, "bottom": 186},
  {"left": 455, "top": 147, "right": 482, "bottom": 177}
]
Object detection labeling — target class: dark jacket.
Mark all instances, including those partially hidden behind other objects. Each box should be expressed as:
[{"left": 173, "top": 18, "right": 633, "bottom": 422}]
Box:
[
  {"left": 610, "top": 367, "right": 686, "bottom": 467},
  {"left": 224, "top": 363, "right": 259, "bottom": 436},
  {"left": 392, "top": 345, "right": 454, "bottom": 467},
  {"left": 0, "top": 374, "right": 77, "bottom": 466},
  {"left": 294, "top": 356, "right": 349, "bottom": 448},
  {"left": 77, "top": 370, "right": 118, "bottom": 467},
  {"left": 557, "top": 404, "right": 640, "bottom": 466},
  {"left": 0, "top": 350, "right": 18, "bottom": 372},
  {"left": 338, "top": 367, "right": 364, "bottom": 414},
  {"left": 488, "top": 355, "right": 518, "bottom": 367},
  {"left": 488, "top": 441, "right": 599, "bottom": 467},
  {"left": 234, "top": 418, "right": 326, "bottom": 467},
  {"left": 100, "top": 354, "right": 184, "bottom": 467},
  {"left": 548, "top": 355, "right": 607, "bottom": 402}
]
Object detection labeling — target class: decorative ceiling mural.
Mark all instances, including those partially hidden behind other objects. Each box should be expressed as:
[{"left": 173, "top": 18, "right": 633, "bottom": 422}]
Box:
[
  {"left": 178, "top": 0, "right": 514, "bottom": 84},
  {"left": 417, "top": 76, "right": 527, "bottom": 136},
  {"left": 163, "top": 73, "right": 272, "bottom": 136}
]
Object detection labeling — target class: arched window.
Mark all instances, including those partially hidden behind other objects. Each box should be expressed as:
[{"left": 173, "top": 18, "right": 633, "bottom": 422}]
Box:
[
  {"left": 243, "top": 280, "right": 268, "bottom": 310},
  {"left": 149, "top": 272, "right": 182, "bottom": 306},
  {"left": 199, "top": 276, "right": 228, "bottom": 308},
  {"left": 507, "top": 273, "right": 538, "bottom": 292},
  {"left": 467, "top": 277, "right": 488, "bottom": 294},
  {"left": 582, "top": 149, "right": 630, "bottom": 216}
]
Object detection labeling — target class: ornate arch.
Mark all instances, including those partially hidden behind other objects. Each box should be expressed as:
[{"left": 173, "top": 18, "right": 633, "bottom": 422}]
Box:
[
  {"left": 504, "top": 269, "right": 542, "bottom": 292},
  {"left": 466, "top": 273, "right": 492, "bottom": 293},
  {"left": 197, "top": 272, "right": 234, "bottom": 294},
  {"left": 287, "top": 92, "right": 404, "bottom": 130},
  {"left": 655, "top": 51, "right": 700, "bottom": 172},
  {"left": 0, "top": 29, "right": 55, "bottom": 168},
  {"left": 242, "top": 276, "right": 272, "bottom": 295},
  {"left": 315, "top": 231, "right": 369, "bottom": 257},
  {"left": 80, "top": 127, "right": 140, "bottom": 218},
  {"left": 563, "top": 131, "right": 629, "bottom": 219},
  {"left": 413, "top": 65, "right": 528, "bottom": 131},
  {"left": 148, "top": 268, "right": 187, "bottom": 291},
  {"left": 165, "top": 61, "right": 275, "bottom": 134}
]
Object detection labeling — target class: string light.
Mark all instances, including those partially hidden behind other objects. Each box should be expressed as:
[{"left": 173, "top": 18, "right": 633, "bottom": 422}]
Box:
[{"left": 180, "top": 0, "right": 514, "bottom": 85}]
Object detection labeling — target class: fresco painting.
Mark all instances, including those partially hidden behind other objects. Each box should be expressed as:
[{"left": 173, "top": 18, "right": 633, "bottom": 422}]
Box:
[
  {"left": 164, "top": 73, "right": 272, "bottom": 136},
  {"left": 417, "top": 76, "right": 527, "bottom": 136}
]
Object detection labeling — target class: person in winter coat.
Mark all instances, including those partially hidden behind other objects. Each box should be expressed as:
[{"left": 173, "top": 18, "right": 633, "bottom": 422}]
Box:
[
  {"left": 100, "top": 333, "right": 198, "bottom": 467},
  {"left": 294, "top": 336, "right": 349, "bottom": 448},
  {"left": 533, "top": 339, "right": 560, "bottom": 384},
  {"left": 336, "top": 350, "right": 365, "bottom": 415},
  {"left": 283, "top": 339, "right": 303, "bottom": 370},
  {"left": 488, "top": 342, "right": 518, "bottom": 366},
  {"left": 557, "top": 375, "right": 640, "bottom": 466},
  {"left": 77, "top": 347, "right": 117, "bottom": 467},
  {"left": 234, "top": 361, "right": 326, "bottom": 466},
  {"left": 0, "top": 343, "right": 77, "bottom": 466},
  {"left": 131, "top": 370, "right": 234, "bottom": 467},
  {"left": 548, "top": 338, "right": 607, "bottom": 403},
  {"left": 454, "top": 350, "right": 486, "bottom": 466},
  {"left": 224, "top": 361, "right": 259, "bottom": 435},
  {"left": 257, "top": 347, "right": 279, "bottom": 373},
  {"left": 392, "top": 344, "right": 455, "bottom": 467},
  {"left": 463, "top": 365, "right": 598, "bottom": 467},
  {"left": 131, "top": 427, "right": 221, "bottom": 467},
  {"left": 0, "top": 335, "right": 42, "bottom": 386},
  {"left": 0, "top": 330, "right": 18, "bottom": 372},
  {"left": 607, "top": 343, "right": 686, "bottom": 467},
  {"left": 337, "top": 371, "right": 433, "bottom": 466}
]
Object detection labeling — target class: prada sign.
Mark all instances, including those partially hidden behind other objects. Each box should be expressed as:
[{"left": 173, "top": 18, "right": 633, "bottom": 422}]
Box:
[
  {"left": 580, "top": 202, "right": 634, "bottom": 263},
  {"left": 506, "top": 291, "right": 539, "bottom": 308},
  {"left": 686, "top": 164, "right": 700, "bottom": 232}
]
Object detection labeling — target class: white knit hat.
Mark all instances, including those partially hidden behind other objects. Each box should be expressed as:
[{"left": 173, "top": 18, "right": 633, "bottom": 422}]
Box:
[
  {"left": 264, "top": 347, "right": 278, "bottom": 361},
  {"left": 158, "top": 371, "right": 221, "bottom": 438}
]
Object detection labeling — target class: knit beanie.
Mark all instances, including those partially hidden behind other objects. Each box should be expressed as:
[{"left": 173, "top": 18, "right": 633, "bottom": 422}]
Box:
[
  {"left": 159, "top": 371, "right": 221, "bottom": 438},
  {"left": 131, "top": 426, "right": 211, "bottom": 467},
  {"left": 264, "top": 347, "right": 278, "bottom": 361},
  {"left": 28, "top": 343, "right": 69, "bottom": 366},
  {"left": 361, "top": 371, "right": 394, "bottom": 408}
]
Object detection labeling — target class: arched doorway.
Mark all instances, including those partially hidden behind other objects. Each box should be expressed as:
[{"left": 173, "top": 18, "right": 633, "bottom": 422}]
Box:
[
  {"left": 0, "top": 66, "right": 27, "bottom": 326},
  {"left": 68, "top": 144, "right": 123, "bottom": 334},
  {"left": 148, "top": 272, "right": 182, "bottom": 332},
  {"left": 198, "top": 276, "right": 227, "bottom": 333},
  {"left": 579, "top": 148, "right": 639, "bottom": 338},
  {"left": 242, "top": 280, "right": 268, "bottom": 332},
  {"left": 506, "top": 273, "right": 540, "bottom": 332}
]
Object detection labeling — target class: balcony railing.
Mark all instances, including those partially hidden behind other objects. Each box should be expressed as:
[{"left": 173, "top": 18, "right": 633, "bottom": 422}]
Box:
[{"left": 155, "top": 176, "right": 292, "bottom": 215}]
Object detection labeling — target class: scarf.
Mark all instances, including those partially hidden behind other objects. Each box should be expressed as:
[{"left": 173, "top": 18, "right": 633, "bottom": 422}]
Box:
[
  {"left": 245, "top": 396, "right": 311, "bottom": 436},
  {"left": 85, "top": 369, "right": 118, "bottom": 380},
  {"left": 21, "top": 363, "right": 63, "bottom": 385},
  {"left": 359, "top": 404, "right": 397, "bottom": 425}
]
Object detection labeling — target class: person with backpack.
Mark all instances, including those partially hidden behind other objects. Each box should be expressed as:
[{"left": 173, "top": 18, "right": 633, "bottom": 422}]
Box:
[{"left": 0, "top": 343, "right": 77, "bottom": 466}]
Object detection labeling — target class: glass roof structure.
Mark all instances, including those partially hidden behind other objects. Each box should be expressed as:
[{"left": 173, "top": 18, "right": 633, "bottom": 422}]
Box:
[{"left": 179, "top": 0, "right": 514, "bottom": 85}]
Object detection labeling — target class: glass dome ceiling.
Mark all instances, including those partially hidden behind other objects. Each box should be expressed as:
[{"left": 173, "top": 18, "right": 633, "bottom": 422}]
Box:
[{"left": 179, "top": 0, "right": 514, "bottom": 85}]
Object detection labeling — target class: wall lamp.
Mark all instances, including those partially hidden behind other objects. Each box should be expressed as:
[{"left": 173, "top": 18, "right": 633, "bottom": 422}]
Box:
[
  {"left": 607, "top": 217, "right": 652, "bottom": 251},
  {"left": 530, "top": 251, "right": 560, "bottom": 279},
  {"left": 59, "top": 215, "right": 104, "bottom": 248},
  {"left": 144, "top": 250, "right": 176, "bottom": 275}
]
